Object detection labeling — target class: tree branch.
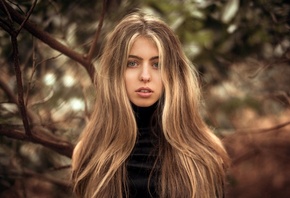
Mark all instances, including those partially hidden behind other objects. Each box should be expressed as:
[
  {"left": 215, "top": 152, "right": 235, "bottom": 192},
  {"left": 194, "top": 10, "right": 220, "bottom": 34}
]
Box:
[
  {"left": 10, "top": 30, "right": 32, "bottom": 136},
  {"left": 0, "top": 167, "right": 71, "bottom": 189},
  {"left": 0, "top": 126, "right": 74, "bottom": 158},
  {"left": 0, "top": 76, "right": 17, "bottom": 103},
  {"left": 0, "top": 0, "right": 95, "bottom": 81},
  {"left": 0, "top": 0, "right": 110, "bottom": 159},
  {"left": 16, "top": 0, "right": 38, "bottom": 36},
  {"left": 0, "top": 0, "right": 13, "bottom": 24},
  {"left": 87, "top": 0, "right": 107, "bottom": 63},
  {"left": 0, "top": 72, "right": 74, "bottom": 158},
  {"left": 0, "top": 18, "right": 12, "bottom": 33},
  {"left": 235, "top": 120, "right": 290, "bottom": 134},
  {"left": 232, "top": 149, "right": 259, "bottom": 165}
]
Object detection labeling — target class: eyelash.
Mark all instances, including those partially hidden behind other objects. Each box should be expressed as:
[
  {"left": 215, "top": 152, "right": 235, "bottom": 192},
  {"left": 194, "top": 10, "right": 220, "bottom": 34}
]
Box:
[
  {"left": 152, "top": 62, "right": 159, "bottom": 69},
  {"left": 127, "top": 60, "right": 138, "bottom": 67}
]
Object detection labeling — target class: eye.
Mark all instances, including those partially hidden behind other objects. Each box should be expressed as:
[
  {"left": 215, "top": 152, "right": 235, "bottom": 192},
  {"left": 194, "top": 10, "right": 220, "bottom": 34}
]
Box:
[
  {"left": 127, "top": 60, "right": 138, "bottom": 67},
  {"left": 152, "top": 62, "right": 159, "bottom": 69}
]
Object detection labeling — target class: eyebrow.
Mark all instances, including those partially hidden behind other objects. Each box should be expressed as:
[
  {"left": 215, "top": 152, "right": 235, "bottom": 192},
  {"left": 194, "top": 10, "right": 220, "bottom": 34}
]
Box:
[{"left": 128, "top": 55, "right": 159, "bottom": 61}]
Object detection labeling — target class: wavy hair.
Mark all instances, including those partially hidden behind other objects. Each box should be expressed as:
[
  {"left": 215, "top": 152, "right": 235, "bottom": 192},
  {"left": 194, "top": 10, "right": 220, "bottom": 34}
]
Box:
[{"left": 72, "top": 12, "right": 229, "bottom": 198}]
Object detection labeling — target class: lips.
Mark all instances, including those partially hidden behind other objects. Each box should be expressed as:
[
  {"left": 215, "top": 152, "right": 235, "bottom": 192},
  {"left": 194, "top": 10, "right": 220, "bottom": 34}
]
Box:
[
  {"left": 135, "top": 87, "right": 153, "bottom": 93},
  {"left": 135, "top": 87, "right": 153, "bottom": 98}
]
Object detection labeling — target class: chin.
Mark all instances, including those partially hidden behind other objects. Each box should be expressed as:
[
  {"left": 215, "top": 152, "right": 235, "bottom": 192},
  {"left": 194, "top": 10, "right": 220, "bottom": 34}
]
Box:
[
  {"left": 134, "top": 103, "right": 152, "bottom": 107},
  {"left": 132, "top": 100, "right": 156, "bottom": 107},
  {"left": 138, "top": 104, "right": 152, "bottom": 107}
]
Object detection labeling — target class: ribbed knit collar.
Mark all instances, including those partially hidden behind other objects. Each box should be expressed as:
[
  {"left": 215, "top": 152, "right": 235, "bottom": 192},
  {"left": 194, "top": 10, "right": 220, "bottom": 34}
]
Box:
[{"left": 131, "top": 102, "right": 158, "bottom": 129}]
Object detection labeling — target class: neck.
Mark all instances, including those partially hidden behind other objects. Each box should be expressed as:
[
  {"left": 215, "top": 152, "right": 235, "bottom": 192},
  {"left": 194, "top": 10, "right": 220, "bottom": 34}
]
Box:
[{"left": 131, "top": 102, "right": 158, "bottom": 129}]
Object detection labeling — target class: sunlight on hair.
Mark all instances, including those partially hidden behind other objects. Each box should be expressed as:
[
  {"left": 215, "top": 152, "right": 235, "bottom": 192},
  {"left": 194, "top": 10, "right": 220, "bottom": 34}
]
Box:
[
  {"left": 63, "top": 75, "right": 75, "bottom": 87},
  {"left": 70, "top": 98, "right": 85, "bottom": 111},
  {"left": 43, "top": 73, "right": 56, "bottom": 86}
]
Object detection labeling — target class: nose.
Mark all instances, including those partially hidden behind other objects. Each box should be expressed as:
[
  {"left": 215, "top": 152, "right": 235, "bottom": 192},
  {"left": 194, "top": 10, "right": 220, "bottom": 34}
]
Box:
[{"left": 140, "top": 65, "right": 151, "bottom": 82}]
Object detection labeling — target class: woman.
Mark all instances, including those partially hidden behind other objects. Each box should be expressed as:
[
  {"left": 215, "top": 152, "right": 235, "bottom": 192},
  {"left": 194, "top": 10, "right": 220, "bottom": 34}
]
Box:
[{"left": 71, "top": 12, "right": 229, "bottom": 198}]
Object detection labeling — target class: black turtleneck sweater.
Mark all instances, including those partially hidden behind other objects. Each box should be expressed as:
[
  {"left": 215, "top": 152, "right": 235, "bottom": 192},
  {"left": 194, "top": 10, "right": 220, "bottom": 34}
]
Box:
[{"left": 127, "top": 102, "right": 158, "bottom": 198}]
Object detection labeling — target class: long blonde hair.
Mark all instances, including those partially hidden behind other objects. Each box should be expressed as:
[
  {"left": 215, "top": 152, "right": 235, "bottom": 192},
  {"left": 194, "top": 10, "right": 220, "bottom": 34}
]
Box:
[{"left": 72, "top": 12, "right": 229, "bottom": 198}]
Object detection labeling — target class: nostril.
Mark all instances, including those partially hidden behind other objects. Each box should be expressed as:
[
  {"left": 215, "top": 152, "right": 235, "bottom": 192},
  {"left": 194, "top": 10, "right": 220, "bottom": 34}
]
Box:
[{"left": 140, "top": 75, "right": 151, "bottom": 82}]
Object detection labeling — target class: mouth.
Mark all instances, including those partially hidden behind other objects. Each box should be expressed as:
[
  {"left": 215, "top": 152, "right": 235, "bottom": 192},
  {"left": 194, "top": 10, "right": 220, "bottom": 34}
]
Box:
[
  {"left": 135, "top": 87, "right": 153, "bottom": 93},
  {"left": 135, "top": 87, "right": 153, "bottom": 98}
]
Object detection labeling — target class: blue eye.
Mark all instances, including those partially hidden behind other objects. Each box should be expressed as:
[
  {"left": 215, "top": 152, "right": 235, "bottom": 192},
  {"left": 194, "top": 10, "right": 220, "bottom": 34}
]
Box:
[{"left": 127, "top": 60, "right": 138, "bottom": 67}]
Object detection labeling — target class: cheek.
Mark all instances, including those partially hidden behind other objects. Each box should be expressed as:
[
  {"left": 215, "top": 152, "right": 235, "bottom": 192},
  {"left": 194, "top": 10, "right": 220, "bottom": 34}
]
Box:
[
  {"left": 124, "top": 70, "right": 134, "bottom": 91},
  {"left": 124, "top": 76, "right": 130, "bottom": 92},
  {"left": 159, "top": 81, "right": 164, "bottom": 93},
  {"left": 156, "top": 73, "right": 163, "bottom": 90},
  {"left": 155, "top": 76, "right": 164, "bottom": 96}
]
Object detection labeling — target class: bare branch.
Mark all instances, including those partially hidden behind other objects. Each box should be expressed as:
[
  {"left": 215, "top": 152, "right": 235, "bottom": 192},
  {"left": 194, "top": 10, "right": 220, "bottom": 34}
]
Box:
[
  {"left": 16, "top": 0, "right": 38, "bottom": 36},
  {"left": 0, "top": 127, "right": 28, "bottom": 141},
  {"left": 87, "top": 0, "right": 107, "bottom": 62},
  {"left": 0, "top": 76, "right": 17, "bottom": 103},
  {"left": 0, "top": 67, "right": 43, "bottom": 129},
  {"left": 0, "top": 71, "right": 73, "bottom": 158},
  {"left": 0, "top": 0, "right": 95, "bottom": 81},
  {"left": 9, "top": 31, "right": 32, "bottom": 137},
  {"left": 25, "top": 38, "right": 37, "bottom": 106},
  {"left": 233, "top": 120, "right": 290, "bottom": 135},
  {"left": 0, "top": 167, "right": 71, "bottom": 188},
  {"left": 232, "top": 149, "right": 260, "bottom": 165},
  {"left": 48, "top": 165, "right": 71, "bottom": 172},
  {"left": 0, "top": 17, "right": 12, "bottom": 33},
  {"left": 0, "top": 126, "right": 74, "bottom": 158},
  {"left": 0, "top": 0, "right": 13, "bottom": 24}
]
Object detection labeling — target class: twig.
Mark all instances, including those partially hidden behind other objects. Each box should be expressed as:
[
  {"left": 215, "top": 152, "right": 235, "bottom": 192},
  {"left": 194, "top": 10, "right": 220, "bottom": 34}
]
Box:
[
  {"left": 25, "top": 38, "right": 36, "bottom": 106},
  {"left": 235, "top": 120, "right": 290, "bottom": 134},
  {"left": 0, "top": 76, "right": 18, "bottom": 103},
  {"left": 1, "top": 0, "right": 41, "bottom": 137},
  {"left": 16, "top": 0, "right": 38, "bottom": 36},
  {"left": 48, "top": 165, "right": 71, "bottom": 172},
  {"left": 247, "top": 62, "right": 270, "bottom": 79},
  {"left": 10, "top": 31, "right": 32, "bottom": 136},
  {"left": 87, "top": 0, "right": 107, "bottom": 62},
  {"left": 0, "top": 126, "right": 74, "bottom": 158},
  {"left": 0, "top": 167, "right": 71, "bottom": 188},
  {"left": 0, "top": 0, "right": 94, "bottom": 81},
  {"left": 0, "top": 0, "right": 13, "bottom": 24},
  {"left": 0, "top": 17, "right": 12, "bottom": 32},
  {"left": 36, "top": 53, "right": 63, "bottom": 66},
  {"left": 232, "top": 149, "right": 259, "bottom": 165},
  {"left": 0, "top": 75, "right": 74, "bottom": 158}
]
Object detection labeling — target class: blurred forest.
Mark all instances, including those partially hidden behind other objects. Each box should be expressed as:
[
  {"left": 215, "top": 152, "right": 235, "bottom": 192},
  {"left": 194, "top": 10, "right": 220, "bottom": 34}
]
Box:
[{"left": 0, "top": 0, "right": 289, "bottom": 197}]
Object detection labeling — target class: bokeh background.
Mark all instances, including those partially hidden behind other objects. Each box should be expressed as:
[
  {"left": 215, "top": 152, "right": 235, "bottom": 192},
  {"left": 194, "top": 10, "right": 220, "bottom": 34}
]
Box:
[{"left": 1, "top": 0, "right": 289, "bottom": 197}]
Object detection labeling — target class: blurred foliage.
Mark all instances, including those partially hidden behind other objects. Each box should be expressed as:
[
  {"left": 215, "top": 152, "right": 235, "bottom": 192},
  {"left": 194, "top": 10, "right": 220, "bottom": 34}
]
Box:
[{"left": 0, "top": 0, "right": 290, "bottom": 197}]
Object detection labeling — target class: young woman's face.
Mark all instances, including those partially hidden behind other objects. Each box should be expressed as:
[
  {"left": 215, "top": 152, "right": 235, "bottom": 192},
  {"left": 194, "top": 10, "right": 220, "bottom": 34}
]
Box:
[{"left": 125, "top": 36, "right": 163, "bottom": 107}]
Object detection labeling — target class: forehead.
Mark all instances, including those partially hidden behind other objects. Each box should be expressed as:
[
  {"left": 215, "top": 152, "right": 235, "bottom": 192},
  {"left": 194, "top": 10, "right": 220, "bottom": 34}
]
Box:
[{"left": 129, "top": 36, "right": 159, "bottom": 55}]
